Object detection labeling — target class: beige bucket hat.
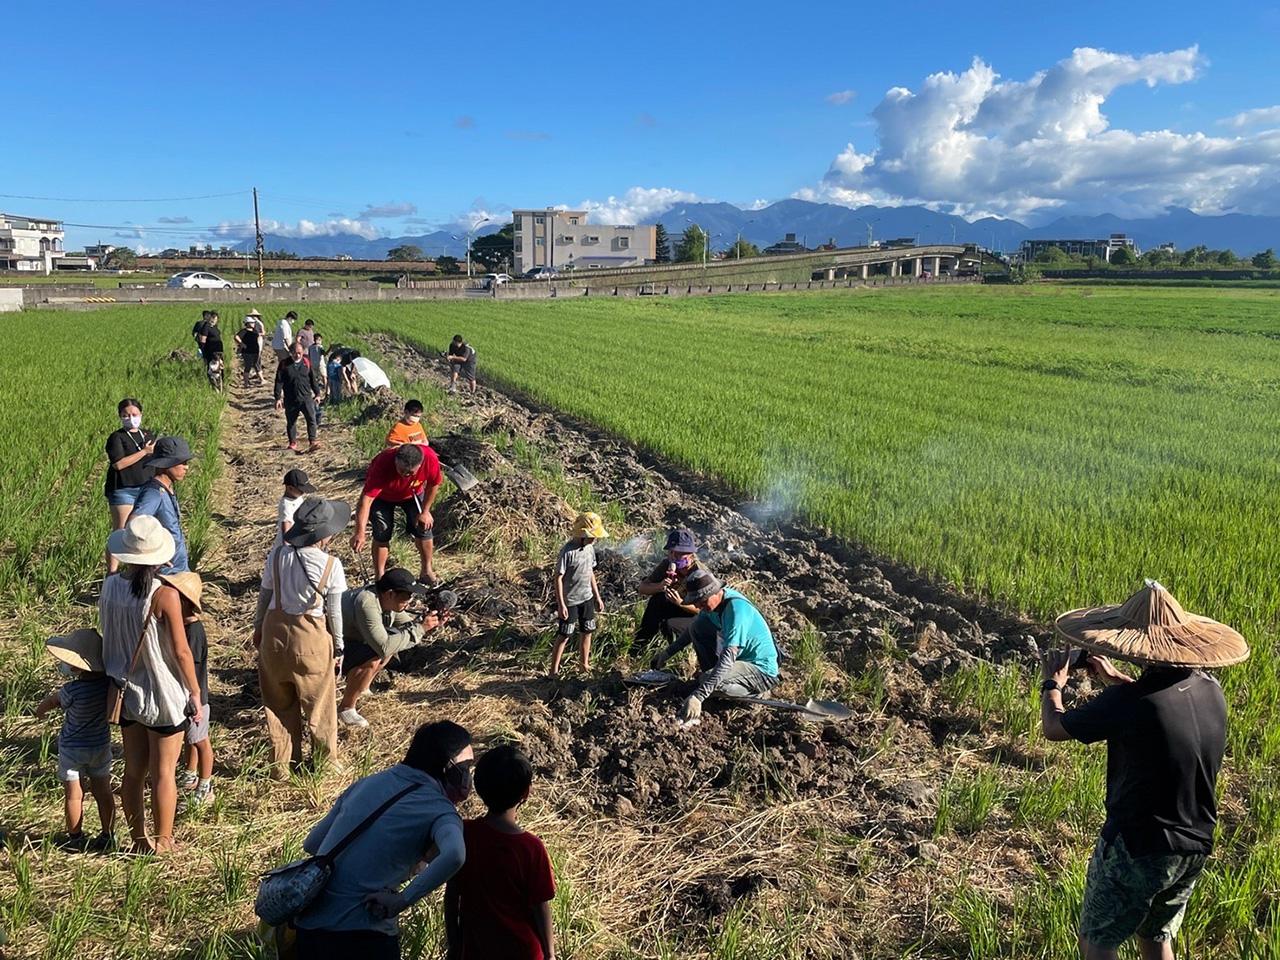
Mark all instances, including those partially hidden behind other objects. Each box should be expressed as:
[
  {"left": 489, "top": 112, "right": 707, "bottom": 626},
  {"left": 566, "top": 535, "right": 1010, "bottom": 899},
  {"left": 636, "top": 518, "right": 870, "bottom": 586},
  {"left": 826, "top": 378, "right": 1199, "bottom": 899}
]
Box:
[
  {"left": 47, "top": 628, "right": 105, "bottom": 674},
  {"left": 1054, "top": 579, "right": 1248, "bottom": 668},
  {"left": 160, "top": 571, "right": 203, "bottom": 613},
  {"left": 107, "top": 514, "right": 176, "bottom": 566}
]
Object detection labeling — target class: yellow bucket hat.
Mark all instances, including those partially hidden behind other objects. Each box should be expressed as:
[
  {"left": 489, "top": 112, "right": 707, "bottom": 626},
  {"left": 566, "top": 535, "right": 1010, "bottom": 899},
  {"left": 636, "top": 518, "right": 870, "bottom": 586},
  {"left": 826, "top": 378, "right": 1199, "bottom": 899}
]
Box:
[{"left": 572, "top": 512, "right": 608, "bottom": 540}]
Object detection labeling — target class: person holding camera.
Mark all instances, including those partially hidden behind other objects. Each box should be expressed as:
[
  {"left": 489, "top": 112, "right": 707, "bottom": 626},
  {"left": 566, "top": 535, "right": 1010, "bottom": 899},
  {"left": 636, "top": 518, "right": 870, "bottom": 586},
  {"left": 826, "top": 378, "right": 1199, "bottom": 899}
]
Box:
[
  {"left": 1039, "top": 579, "right": 1249, "bottom": 960},
  {"left": 337, "top": 568, "right": 455, "bottom": 729}
]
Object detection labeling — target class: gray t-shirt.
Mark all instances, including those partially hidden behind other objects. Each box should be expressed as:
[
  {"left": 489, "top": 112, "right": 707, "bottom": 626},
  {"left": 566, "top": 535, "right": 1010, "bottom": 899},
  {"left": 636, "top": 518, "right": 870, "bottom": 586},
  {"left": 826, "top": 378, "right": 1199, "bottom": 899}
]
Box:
[{"left": 556, "top": 540, "right": 597, "bottom": 605}]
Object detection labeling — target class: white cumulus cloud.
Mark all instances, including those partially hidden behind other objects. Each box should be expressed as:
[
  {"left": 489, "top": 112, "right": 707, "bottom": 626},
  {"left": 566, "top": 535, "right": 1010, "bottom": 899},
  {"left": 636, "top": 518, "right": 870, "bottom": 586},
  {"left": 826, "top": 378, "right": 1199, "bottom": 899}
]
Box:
[
  {"left": 210, "top": 217, "right": 384, "bottom": 240},
  {"left": 803, "top": 45, "right": 1280, "bottom": 220},
  {"left": 1221, "top": 105, "right": 1280, "bottom": 129},
  {"left": 578, "top": 186, "right": 703, "bottom": 224}
]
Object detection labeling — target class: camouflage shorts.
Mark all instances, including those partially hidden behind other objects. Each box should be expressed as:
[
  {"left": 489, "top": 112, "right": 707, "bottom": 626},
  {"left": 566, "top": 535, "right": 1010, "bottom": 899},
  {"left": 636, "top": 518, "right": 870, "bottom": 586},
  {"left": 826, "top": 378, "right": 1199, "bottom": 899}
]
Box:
[{"left": 1079, "top": 832, "right": 1207, "bottom": 949}]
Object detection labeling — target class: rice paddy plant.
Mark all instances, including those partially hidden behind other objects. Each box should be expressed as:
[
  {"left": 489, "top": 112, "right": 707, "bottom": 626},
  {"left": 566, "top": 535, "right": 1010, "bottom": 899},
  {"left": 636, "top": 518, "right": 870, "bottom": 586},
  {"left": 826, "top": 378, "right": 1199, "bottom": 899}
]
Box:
[
  {"left": 934, "top": 767, "right": 1006, "bottom": 837},
  {"left": 790, "top": 625, "right": 827, "bottom": 700}
]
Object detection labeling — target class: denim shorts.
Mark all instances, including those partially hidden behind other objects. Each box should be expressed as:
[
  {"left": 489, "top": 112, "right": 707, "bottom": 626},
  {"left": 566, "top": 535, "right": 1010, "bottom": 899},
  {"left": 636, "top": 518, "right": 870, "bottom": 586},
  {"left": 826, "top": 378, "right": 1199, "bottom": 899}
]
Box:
[
  {"left": 58, "top": 743, "right": 113, "bottom": 782},
  {"left": 1079, "top": 832, "right": 1207, "bottom": 948},
  {"left": 106, "top": 485, "right": 144, "bottom": 508}
]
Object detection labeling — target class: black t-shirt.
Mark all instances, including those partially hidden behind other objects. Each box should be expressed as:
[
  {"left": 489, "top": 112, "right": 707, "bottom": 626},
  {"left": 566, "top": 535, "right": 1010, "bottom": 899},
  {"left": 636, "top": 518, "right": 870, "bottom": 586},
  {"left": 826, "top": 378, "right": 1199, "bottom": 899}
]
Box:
[
  {"left": 104, "top": 428, "right": 157, "bottom": 494},
  {"left": 236, "top": 327, "right": 261, "bottom": 356},
  {"left": 185, "top": 620, "right": 209, "bottom": 702},
  {"left": 1061, "top": 667, "right": 1226, "bottom": 855},
  {"left": 449, "top": 342, "right": 475, "bottom": 364},
  {"left": 202, "top": 325, "right": 224, "bottom": 359}
]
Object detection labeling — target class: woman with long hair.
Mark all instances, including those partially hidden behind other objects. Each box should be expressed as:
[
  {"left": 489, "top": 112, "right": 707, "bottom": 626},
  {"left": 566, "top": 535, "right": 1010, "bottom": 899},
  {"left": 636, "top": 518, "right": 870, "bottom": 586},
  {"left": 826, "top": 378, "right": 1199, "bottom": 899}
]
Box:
[{"left": 101, "top": 515, "right": 202, "bottom": 854}]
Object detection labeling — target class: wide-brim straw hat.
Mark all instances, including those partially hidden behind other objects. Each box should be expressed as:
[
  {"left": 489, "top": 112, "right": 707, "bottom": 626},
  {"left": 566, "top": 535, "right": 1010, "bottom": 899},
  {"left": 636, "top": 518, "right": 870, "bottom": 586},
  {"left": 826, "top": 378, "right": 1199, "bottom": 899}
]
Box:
[
  {"left": 47, "top": 628, "right": 105, "bottom": 674},
  {"left": 1054, "top": 579, "right": 1248, "bottom": 668},
  {"left": 107, "top": 514, "right": 176, "bottom": 566},
  {"left": 160, "top": 571, "right": 203, "bottom": 613}
]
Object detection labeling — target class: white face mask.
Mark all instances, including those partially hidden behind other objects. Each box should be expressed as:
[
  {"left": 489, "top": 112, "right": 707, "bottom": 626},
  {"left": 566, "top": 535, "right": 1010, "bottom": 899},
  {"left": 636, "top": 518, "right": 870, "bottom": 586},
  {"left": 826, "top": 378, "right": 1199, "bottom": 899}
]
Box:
[{"left": 121, "top": 414, "right": 142, "bottom": 430}]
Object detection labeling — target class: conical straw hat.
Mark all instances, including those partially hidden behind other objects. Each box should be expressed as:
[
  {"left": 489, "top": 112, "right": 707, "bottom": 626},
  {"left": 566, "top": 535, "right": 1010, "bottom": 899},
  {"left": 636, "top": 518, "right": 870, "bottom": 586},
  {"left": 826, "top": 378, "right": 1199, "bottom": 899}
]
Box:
[{"left": 1054, "top": 579, "right": 1248, "bottom": 668}]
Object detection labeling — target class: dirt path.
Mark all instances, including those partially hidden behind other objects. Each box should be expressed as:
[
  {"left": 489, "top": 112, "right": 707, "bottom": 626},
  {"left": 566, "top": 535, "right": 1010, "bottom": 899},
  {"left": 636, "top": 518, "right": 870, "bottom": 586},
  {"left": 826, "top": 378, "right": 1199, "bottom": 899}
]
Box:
[{"left": 178, "top": 346, "right": 1055, "bottom": 957}]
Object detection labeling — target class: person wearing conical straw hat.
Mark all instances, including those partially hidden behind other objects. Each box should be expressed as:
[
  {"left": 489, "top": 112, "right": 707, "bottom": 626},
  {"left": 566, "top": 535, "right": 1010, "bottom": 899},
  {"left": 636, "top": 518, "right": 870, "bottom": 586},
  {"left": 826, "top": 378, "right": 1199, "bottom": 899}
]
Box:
[
  {"left": 549, "top": 512, "right": 608, "bottom": 677},
  {"left": 1039, "top": 579, "right": 1248, "bottom": 960},
  {"left": 33, "top": 629, "right": 117, "bottom": 852},
  {"left": 101, "top": 514, "right": 204, "bottom": 855}
]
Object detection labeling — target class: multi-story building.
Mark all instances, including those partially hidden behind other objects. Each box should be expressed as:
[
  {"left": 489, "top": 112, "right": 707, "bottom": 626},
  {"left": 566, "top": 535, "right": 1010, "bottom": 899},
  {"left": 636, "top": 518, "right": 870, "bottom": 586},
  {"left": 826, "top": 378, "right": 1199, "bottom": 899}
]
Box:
[
  {"left": 1021, "top": 233, "right": 1139, "bottom": 263},
  {"left": 0, "top": 213, "right": 65, "bottom": 272},
  {"left": 763, "top": 233, "right": 808, "bottom": 255},
  {"left": 512, "top": 208, "right": 656, "bottom": 274}
]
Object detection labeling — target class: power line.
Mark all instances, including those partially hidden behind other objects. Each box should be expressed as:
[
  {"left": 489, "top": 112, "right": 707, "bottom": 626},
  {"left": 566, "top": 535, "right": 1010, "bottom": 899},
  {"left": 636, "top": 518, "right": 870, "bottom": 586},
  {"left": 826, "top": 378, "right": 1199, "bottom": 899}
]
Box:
[{"left": 0, "top": 190, "right": 250, "bottom": 203}]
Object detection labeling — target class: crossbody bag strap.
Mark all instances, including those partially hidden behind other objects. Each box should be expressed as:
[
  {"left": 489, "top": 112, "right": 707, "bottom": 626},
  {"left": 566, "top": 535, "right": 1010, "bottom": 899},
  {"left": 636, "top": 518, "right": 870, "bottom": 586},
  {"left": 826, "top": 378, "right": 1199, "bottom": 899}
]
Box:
[
  {"left": 319, "top": 782, "right": 422, "bottom": 864},
  {"left": 271, "top": 548, "right": 284, "bottom": 611}
]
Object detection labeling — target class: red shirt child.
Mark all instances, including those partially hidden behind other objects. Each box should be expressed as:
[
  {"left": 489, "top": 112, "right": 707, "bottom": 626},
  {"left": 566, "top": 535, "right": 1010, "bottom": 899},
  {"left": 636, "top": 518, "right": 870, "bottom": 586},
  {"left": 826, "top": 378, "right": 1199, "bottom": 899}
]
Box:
[{"left": 446, "top": 746, "right": 556, "bottom": 960}]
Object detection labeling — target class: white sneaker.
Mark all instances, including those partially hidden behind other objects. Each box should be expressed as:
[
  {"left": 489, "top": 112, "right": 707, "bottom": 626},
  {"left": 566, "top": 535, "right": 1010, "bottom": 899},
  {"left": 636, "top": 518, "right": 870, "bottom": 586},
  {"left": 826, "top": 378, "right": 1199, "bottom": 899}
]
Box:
[{"left": 339, "top": 708, "right": 369, "bottom": 729}]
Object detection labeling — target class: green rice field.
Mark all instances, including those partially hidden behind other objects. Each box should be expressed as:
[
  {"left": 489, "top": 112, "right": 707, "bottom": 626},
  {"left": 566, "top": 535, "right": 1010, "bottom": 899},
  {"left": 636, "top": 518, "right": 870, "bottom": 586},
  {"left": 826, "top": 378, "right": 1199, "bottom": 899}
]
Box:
[{"left": 1, "top": 284, "right": 1277, "bottom": 957}]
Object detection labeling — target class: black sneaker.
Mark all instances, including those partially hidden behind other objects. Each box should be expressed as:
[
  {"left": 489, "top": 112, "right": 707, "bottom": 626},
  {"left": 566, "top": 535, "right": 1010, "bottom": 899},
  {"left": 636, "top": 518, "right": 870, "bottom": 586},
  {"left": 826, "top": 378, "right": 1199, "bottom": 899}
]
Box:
[
  {"left": 57, "top": 832, "right": 88, "bottom": 852},
  {"left": 88, "top": 832, "right": 118, "bottom": 854}
]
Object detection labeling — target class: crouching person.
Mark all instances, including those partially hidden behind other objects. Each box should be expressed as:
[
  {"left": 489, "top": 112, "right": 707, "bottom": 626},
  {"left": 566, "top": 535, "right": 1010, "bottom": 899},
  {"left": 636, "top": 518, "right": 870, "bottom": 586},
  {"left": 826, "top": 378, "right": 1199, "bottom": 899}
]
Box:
[
  {"left": 1041, "top": 580, "right": 1249, "bottom": 960},
  {"left": 338, "top": 568, "right": 448, "bottom": 729},
  {"left": 651, "top": 569, "right": 780, "bottom": 722}
]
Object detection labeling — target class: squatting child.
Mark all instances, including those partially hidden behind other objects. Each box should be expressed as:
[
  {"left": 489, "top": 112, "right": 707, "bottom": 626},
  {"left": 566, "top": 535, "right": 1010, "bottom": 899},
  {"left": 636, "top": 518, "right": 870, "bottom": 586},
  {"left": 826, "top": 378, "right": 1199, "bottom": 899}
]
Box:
[
  {"left": 445, "top": 745, "right": 556, "bottom": 960},
  {"left": 386, "top": 399, "right": 429, "bottom": 448},
  {"left": 166, "top": 573, "right": 215, "bottom": 806},
  {"left": 550, "top": 512, "right": 607, "bottom": 676},
  {"left": 34, "top": 629, "right": 116, "bottom": 851}
]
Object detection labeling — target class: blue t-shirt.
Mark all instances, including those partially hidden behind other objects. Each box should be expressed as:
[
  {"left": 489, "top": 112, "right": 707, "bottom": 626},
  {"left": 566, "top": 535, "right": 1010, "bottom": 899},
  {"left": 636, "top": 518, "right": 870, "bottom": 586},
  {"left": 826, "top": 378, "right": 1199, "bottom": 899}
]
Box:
[
  {"left": 58, "top": 675, "right": 111, "bottom": 751},
  {"left": 131, "top": 479, "right": 188, "bottom": 574},
  {"left": 694, "top": 587, "right": 779, "bottom": 677}
]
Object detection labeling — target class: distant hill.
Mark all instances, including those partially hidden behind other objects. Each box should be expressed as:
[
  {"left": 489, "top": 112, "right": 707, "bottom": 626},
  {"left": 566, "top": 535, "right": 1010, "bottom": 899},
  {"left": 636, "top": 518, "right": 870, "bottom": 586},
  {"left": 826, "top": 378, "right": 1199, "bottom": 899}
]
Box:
[{"left": 233, "top": 202, "right": 1280, "bottom": 259}]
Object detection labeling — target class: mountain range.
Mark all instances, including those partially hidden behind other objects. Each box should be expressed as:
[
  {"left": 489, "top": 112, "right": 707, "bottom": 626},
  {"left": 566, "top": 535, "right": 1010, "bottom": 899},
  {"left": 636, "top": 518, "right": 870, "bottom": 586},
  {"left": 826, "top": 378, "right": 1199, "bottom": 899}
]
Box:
[{"left": 234, "top": 201, "right": 1280, "bottom": 260}]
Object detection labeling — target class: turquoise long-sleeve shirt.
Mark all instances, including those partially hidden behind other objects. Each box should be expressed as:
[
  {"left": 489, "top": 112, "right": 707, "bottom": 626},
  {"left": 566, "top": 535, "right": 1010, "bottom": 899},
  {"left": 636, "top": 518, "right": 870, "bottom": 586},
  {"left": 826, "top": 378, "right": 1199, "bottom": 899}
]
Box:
[{"left": 692, "top": 588, "right": 779, "bottom": 677}]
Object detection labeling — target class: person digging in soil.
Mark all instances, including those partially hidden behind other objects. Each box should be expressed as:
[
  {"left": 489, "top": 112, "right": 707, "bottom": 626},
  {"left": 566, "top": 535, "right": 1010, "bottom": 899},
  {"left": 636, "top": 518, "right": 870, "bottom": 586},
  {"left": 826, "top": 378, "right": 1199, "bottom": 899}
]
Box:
[
  {"left": 550, "top": 512, "right": 608, "bottom": 677},
  {"left": 252, "top": 498, "right": 350, "bottom": 781},
  {"left": 634, "top": 528, "right": 701, "bottom": 646},
  {"left": 338, "top": 568, "right": 450, "bottom": 729},
  {"left": 1040, "top": 580, "right": 1249, "bottom": 960},
  {"left": 351, "top": 442, "right": 443, "bottom": 585},
  {"left": 651, "top": 570, "right": 780, "bottom": 722},
  {"left": 273, "top": 339, "right": 324, "bottom": 454}
]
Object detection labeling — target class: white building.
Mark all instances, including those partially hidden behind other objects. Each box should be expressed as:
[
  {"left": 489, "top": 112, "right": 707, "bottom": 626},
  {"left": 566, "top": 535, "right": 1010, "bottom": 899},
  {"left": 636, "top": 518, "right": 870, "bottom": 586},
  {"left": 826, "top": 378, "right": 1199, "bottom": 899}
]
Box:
[
  {"left": 0, "top": 213, "right": 65, "bottom": 273},
  {"left": 512, "top": 208, "right": 656, "bottom": 274}
]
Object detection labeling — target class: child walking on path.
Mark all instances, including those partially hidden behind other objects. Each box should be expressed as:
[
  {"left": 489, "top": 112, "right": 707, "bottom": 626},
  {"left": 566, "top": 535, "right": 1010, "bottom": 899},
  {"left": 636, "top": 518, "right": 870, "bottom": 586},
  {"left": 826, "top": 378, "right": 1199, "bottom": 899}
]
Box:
[
  {"left": 445, "top": 745, "right": 556, "bottom": 960},
  {"left": 550, "top": 513, "right": 607, "bottom": 677},
  {"left": 34, "top": 629, "right": 116, "bottom": 851},
  {"left": 386, "top": 400, "right": 428, "bottom": 448},
  {"left": 164, "top": 573, "right": 215, "bottom": 807},
  {"left": 275, "top": 469, "right": 316, "bottom": 548}
]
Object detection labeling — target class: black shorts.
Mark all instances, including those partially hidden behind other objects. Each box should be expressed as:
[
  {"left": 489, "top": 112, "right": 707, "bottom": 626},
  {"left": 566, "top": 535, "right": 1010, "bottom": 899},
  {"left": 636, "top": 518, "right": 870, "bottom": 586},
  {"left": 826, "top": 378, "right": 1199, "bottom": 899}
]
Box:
[
  {"left": 120, "top": 716, "right": 190, "bottom": 736},
  {"left": 558, "top": 598, "right": 598, "bottom": 636},
  {"left": 370, "top": 497, "right": 434, "bottom": 544},
  {"left": 342, "top": 637, "right": 380, "bottom": 672}
]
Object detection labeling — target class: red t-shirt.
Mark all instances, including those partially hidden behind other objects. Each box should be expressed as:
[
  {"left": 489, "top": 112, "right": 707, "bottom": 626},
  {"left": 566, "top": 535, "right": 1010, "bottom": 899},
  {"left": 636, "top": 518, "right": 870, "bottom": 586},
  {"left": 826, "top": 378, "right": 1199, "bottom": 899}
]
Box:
[
  {"left": 361, "top": 444, "right": 442, "bottom": 503},
  {"left": 453, "top": 818, "right": 556, "bottom": 960}
]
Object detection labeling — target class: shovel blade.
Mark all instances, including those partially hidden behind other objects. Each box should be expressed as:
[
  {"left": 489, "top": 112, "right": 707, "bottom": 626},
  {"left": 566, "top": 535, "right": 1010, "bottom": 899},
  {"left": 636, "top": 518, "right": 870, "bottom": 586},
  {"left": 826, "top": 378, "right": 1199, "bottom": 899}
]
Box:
[{"left": 442, "top": 461, "right": 478, "bottom": 492}]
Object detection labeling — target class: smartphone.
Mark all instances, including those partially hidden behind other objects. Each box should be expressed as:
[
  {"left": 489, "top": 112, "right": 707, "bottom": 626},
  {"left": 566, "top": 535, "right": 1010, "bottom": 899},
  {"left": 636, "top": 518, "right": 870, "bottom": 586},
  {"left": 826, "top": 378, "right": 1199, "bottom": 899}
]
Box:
[{"left": 1066, "top": 648, "right": 1087, "bottom": 669}]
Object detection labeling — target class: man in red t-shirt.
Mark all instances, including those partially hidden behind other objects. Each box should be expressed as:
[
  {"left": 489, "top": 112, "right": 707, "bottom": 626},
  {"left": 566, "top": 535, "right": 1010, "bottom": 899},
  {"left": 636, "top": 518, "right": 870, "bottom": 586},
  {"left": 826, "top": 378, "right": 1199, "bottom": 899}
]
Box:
[
  {"left": 350, "top": 443, "right": 443, "bottom": 584},
  {"left": 446, "top": 745, "right": 556, "bottom": 960}
]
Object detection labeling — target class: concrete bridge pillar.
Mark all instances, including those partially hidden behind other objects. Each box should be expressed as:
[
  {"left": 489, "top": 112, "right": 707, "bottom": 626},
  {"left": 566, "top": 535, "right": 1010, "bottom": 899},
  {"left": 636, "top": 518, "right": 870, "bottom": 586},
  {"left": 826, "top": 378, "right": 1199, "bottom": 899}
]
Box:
[
  {"left": 912, "top": 257, "right": 923, "bottom": 277},
  {"left": 890, "top": 260, "right": 900, "bottom": 278},
  {"left": 931, "top": 256, "right": 941, "bottom": 276},
  {"left": 860, "top": 263, "right": 868, "bottom": 280}
]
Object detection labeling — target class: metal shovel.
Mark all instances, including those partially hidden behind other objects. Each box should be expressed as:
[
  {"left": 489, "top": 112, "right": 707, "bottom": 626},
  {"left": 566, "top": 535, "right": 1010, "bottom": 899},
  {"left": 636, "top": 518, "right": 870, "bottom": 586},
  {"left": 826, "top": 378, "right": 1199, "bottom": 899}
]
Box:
[
  {"left": 441, "top": 460, "right": 478, "bottom": 492},
  {"left": 734, "top": 695, "right": 854, "bottom": 721}
]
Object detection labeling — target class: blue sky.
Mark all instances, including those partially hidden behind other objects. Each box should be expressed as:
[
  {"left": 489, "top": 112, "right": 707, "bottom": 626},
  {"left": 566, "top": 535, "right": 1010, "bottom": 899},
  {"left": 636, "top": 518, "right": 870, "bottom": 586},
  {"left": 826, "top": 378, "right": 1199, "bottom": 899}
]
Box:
[{"left": 6, "top": 1, "right": 1280, "bottom": 250}]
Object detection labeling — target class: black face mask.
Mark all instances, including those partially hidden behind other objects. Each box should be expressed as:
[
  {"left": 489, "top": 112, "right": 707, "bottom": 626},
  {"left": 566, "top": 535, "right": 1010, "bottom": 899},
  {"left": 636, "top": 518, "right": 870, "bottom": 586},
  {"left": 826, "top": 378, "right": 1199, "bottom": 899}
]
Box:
[{"left": 441, "top": 758, "right": 474, "bottom": 802}]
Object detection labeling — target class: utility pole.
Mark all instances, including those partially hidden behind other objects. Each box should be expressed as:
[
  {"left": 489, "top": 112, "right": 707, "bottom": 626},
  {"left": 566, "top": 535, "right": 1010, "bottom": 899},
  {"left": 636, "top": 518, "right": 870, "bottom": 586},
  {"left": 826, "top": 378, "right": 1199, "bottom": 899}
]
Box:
[{"left": 252, "top": 187, "right": 265, "bottom": 288}]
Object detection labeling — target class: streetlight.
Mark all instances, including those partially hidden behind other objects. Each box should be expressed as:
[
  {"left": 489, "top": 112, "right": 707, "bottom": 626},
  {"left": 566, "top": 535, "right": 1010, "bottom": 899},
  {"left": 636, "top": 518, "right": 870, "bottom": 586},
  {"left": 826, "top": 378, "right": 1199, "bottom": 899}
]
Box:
[
  {"left": 685, "top": 217, "right": 708, "bottom": 271},
  {"left": 463, "top": 217, "right": 490, "bottom": 279},
  {"left": 856, "top": 217, "right": 880, "bottom": 247},
  {"left": 736, "top": 218, "right": 756, "bottom": 260}
]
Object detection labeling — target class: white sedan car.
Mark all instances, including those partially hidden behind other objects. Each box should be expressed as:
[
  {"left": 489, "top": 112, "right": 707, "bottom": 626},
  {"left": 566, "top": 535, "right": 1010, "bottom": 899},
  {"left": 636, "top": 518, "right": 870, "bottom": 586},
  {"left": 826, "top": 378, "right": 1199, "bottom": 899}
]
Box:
[
  {"left": 482, "top": 273, "right": 512, "bottom": 289},
  {"left": 167, "top": 270, "right": 233, "bottom": 289}
]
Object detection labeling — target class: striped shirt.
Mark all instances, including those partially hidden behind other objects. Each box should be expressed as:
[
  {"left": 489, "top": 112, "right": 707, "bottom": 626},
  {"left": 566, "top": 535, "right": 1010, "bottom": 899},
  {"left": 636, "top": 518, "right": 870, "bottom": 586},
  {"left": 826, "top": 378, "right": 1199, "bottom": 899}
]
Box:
[{"left": 58, "top": 676, "right": 111, "bottom": 750}]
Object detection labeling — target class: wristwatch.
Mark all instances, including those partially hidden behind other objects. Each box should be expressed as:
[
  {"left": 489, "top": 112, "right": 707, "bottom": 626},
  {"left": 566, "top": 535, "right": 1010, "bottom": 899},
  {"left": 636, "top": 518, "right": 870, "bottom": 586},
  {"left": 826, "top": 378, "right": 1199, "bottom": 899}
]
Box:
[{"left": 1039, "top": 678, "right": 1062, "bottom": 693}]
